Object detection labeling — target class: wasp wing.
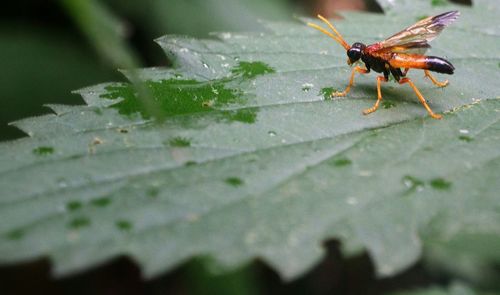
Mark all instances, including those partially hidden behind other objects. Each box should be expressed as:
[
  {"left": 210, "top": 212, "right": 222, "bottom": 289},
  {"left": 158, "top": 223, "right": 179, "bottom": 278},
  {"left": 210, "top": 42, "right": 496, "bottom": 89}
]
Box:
[
  {"left": 377, "top": 41, "right": 431, "bottom": 55},
  {"left": 373, "top": 11, "right": 459, "bottom": 54}
]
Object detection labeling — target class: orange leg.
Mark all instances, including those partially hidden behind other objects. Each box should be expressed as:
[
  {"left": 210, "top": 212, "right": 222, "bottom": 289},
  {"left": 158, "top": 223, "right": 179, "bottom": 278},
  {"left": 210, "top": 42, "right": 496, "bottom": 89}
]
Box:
[
  {"left": 333, "top": 66, "right": 368, "bottom": 97},
  {"left": 399, "top": 77, "right": 442, "bottom": 119},
  {"left": 363, "top": 76, "right": 387, "bottom": 115},
  {"left": 424, "top": 70, "right": 449, "bottom": 87}
]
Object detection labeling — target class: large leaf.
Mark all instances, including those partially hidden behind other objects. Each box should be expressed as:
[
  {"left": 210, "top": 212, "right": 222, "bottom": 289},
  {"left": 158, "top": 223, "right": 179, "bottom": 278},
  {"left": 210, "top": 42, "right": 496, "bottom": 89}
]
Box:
[{"left": 1, "top": 0, "right": 499, "bottom": 281}]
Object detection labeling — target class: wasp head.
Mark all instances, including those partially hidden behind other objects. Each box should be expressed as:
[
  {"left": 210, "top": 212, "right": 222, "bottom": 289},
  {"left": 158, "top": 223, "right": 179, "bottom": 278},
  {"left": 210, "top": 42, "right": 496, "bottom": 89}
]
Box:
[{"left": 347, "top": 42, "right": 365, "bottom": 65}]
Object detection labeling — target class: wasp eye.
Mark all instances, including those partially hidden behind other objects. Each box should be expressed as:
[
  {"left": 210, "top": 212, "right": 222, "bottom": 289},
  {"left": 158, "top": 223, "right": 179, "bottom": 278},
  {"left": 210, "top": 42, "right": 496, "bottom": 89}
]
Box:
[{"left": 347, "top": 48, "right": 361, "bottom": 62}]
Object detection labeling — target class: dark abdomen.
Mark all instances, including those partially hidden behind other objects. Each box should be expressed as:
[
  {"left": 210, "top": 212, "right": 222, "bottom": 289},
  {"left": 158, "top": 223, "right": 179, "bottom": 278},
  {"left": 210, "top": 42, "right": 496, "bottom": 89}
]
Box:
[
  {"left": 425, "top": 56, "right": 455, "bottom": 74},
  {"left": 389, "top": 53, "right": 455, "bottom": 74}
]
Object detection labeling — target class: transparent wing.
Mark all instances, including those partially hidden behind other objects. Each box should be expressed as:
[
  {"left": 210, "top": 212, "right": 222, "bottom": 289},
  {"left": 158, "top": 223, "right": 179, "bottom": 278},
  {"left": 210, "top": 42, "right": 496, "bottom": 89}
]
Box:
[
  {"left": 378, "top": 41, "right": 431, "bottom": 55},
  {"left": 376, "top": 11, "right": 460, "bottom": 52}
]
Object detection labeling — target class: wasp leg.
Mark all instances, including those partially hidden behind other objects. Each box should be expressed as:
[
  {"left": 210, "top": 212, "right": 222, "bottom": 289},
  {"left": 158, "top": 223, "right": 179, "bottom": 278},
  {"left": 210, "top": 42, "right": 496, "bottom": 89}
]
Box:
[
  {"left": 363, "top": 76, "right": 387, "bottom": 115},
  {"left": 424, "top": 70, "right": 449, "bottom": 87},
  {"left": 333, "top": 66, "right": 368, "bottom": 97},
  {"left": 399, "top": 77, "right": 442, "bottom": 119},
  {"left": 402, "top": 68, "right": 410, "bottom": 76}
]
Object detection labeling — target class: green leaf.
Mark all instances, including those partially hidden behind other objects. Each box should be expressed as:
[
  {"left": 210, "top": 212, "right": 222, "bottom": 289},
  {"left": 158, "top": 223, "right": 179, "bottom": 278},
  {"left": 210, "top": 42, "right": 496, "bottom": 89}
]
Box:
[{"left": 0, "top": 0, "right": 499, "bottom": 281}]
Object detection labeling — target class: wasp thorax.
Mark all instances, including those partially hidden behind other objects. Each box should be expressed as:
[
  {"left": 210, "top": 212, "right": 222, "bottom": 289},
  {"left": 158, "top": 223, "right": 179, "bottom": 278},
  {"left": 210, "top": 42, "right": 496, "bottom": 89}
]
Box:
[{"left": 347, "top": 42, "right": 366, "bottom": 63}]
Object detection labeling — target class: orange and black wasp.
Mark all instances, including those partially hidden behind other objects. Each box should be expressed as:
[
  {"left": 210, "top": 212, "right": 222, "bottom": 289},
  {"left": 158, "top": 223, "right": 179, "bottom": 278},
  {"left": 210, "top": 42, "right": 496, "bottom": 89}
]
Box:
[{"left": 308, "top": 11, "right": 460, "bottom": 119}]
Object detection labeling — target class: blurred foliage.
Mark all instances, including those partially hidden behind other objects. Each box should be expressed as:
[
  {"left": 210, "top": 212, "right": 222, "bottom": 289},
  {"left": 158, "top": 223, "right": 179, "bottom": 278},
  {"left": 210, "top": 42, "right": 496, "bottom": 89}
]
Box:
[
  {"left": 102, "top": 0, "right": 296, "bottom": 37},
  {"left": 0, "top": 25, "right": 120, "bottom": 140},
  {"left": 59, "top": 0, "right": 141, "bottom": 68},
  {"left": 0, "top": 0, "right": 302, "bottom": 142}
]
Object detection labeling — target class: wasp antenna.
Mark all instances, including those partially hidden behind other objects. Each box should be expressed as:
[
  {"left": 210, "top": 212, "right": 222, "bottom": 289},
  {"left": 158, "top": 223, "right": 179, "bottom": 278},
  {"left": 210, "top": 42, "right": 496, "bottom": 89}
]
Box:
[
  {"left": 315, "top": 14, "right": 350, "bottom": 50},
  {"left": 307, "top": 22, "right": 350, "bottom": 50}
]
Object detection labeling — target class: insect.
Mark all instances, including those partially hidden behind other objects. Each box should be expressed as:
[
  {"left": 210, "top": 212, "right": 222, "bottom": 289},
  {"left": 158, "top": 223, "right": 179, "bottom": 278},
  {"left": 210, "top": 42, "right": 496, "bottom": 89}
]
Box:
[{"left": 307, "top": 11, "right": 460, "bottom": 119}]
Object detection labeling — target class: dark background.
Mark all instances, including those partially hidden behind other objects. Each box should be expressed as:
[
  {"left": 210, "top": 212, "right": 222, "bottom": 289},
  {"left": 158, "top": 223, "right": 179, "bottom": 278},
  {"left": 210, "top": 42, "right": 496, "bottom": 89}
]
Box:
[{"left": 2, "top": 240, "right": 442, "bottom": 295}]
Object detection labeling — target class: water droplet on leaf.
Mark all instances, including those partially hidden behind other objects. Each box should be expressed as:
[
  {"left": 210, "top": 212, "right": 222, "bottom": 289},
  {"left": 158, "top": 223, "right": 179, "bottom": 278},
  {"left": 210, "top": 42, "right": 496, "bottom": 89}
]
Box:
[
  {"left": 302, "top": 83, "right": 314, "bottom": 92},
  {"left": 402, "top": 175, "right": 424, "bottom": 192},
  {"left": 346, "top": 197, "right": 358, "bottom": 205}
]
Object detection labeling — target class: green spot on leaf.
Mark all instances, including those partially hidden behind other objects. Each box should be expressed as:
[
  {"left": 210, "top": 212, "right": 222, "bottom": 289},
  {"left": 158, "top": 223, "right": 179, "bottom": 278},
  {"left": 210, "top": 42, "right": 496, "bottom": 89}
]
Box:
[
  {"left": 147, "top": 187, "right": 160, "bottom": 198},
  {"left": 431, "top": 0, "right": 448, "bottom": 6},
  {"left": 116, "top": 220, "right": 133, "bottom": 231},
  {"left": 319, "top": 87, "right": 335, "bottom": 100},
  {"left": 68, "top": 217, "right": 90, "bottom": 229},
  {"left": 6, "top": 229, "right": 24, "bottom": 240},
  {"left": 100, "top": 62, "right": 273, "bottom": 121},
  {"left": 458, "top": 135, "right": 473, "bottom": 142},
  {"left": 101, "top": 79, "right": 241, "bottom": 119},
  {"left": 220, "top": 108, "right": 258, "bottom": 124},
  {"left": 169, "top": 137, "right": 191, "bottom": 147},
  {"left": 430, "top": 178, "right": 452, "bottom": 190},
  {"left": 33, "top": 146, "right": 54, "bottom": 156},
  {"left": 185, "top": 161, "right": 197, "bottom": 167},
  {"left": 90, "top": 197, "right": 111, "bottom": 207},
  {"left": 330, "top": 157, "right": 352, "bottom": 167},
  {"left": 231, "top": 61, "right": 275, "bottom": 78},
  {"left": 67, "top": 201, "right": 83, "bottom": 211},
  {"left": 382, "top": 101, "right": 396, "bottom": 109},
  {"left": 225, "top": 177, "right": 244, "bottom": 186}
]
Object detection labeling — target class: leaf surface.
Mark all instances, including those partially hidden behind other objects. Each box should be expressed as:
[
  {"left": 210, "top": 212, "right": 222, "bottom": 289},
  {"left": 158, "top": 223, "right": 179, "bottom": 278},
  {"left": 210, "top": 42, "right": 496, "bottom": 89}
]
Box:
[{"left": 0, "top": 0, "right": 499, "bottom": 280}]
